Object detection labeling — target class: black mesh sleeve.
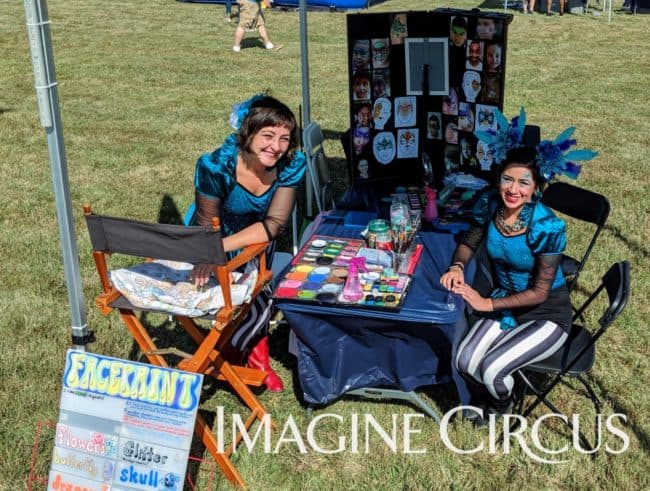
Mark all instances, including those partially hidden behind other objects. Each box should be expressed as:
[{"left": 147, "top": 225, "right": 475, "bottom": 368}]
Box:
[
  {"left": 195, "top": 191, "right": 222, "bottom": 226},
  {"left": 260, "top": 186, "right": 297, "bottom": 241},
  {"left": 492, "top": 254, "right": 562, "bottom": 310},
  {"left": 450, "top": 223, "right": 486, "bottom": 267}
]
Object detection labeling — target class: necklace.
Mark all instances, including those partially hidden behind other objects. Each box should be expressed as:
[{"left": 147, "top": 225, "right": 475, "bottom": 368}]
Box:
[{"left": 495, "top": 206, "right": 527, "bottom": 234}]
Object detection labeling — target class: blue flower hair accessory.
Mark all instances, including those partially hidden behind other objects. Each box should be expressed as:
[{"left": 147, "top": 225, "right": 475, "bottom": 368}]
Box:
[
  {"left": 535, "top": 127, "right": 598, "bottom": 181},
  {"left": 229, "top": 93, "right": 266, "bottom": 130},
  {"left": 475, "top": 107, "right": 598, "bottom": 182},
  {"left": 475, "top": 107, "right": 526, "bottom": 165}
]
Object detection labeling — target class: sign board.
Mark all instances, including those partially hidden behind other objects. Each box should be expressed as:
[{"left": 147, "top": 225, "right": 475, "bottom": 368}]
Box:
[{"left": 47, "top": 350, "right": 203, "bottom": 491}]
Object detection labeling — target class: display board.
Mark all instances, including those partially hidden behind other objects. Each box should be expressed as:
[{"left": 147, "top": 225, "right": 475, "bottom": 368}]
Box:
[
  {"left": 346, "top": 8, "right": 513, "bottom": 189},
  {"left": 47, "top": 350, "right": 202, "bottom": 491}
]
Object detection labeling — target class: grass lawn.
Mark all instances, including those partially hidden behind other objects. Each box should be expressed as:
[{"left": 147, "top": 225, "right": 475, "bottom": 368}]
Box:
[{"left": 1, "top": 0, "right": 649, "bottom": 489}]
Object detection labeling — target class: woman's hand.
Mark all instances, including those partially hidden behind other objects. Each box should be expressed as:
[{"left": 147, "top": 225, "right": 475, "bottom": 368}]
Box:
[
  {"left": 190, "top": 263, "right": 213, "bottom": 287},
  {"left": 440, "top": 266, "right": 464, "bottom": 291},
  {"left": 451, "top": 283, "right": 493, "bottom": 312}
]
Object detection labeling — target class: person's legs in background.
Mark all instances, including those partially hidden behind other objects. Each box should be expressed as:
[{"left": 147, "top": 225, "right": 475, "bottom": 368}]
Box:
[
  {"left": 523, "top": 0, "right": 537, "bottom": 13},
  {"left": 233, "top": 25, "right": 245, "bottom": 52},
  {"left": 546, "top": 0, "right": 565, "bottom": 14},
  {"left": 257, "top": 24, "right": 275, "bottom": 50},
  {"left": 225, "top": 0, "right": 233, "bottom": 22}
]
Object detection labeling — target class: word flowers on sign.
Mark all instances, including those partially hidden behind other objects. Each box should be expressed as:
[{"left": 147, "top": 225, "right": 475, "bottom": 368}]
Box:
[{"left": 48, "top": 350, "right": 202, "bottom": 491}]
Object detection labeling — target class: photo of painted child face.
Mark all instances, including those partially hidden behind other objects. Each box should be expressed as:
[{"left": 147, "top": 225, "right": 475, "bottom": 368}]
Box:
[
  {"left": 372, "top": 38, "right": 390, "bottom": 69},
  {"left": 352, "top": 40, "right": 370, "bottom": 70},
  {"left": 450, "top": 17, "right": 467, "bottom": 48},
  {"left": 355, "top": 104, "right": 372, "bottom": 127},
  {"left": 486, "top": 43, "right": 502, "bottom": 73},
  {"left": 352, "top": 73, "right": 371, "bottom": 101},
  {"left": 353, "top": 126, "right": 370, "bottom": 154},
  {"left": 427, "top": 113, "right": 441, "bottom": 139},
  {"left": 358, "top": 159, "right": 369, "bottom": 179},
  {"left": 476, "top": 18, "right": 496, "bottom": 40},
  {"left": 373, "top": 71, "right": 390, "bottom": 98},
  {"left": 460, "top": 137, "right": 477, "bottom": 167},
  {"left": 445, "top": 121, "right": 458, "bottom": 144},
  {"left": 443, "top": 87, "right": 459, "bottom": 115},
  {"left": 476, "top": 140, "right": 494, "bottom": 170},
  {"left": 458, "top": 102, "right": 474, "bottom": 131}
]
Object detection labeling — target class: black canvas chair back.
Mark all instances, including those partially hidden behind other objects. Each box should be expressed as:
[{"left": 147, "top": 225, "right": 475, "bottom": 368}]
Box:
[
  {"left": 84, "top": 205, "right": 272, "bottom": 488},
  {"left": 85, "top": 212, "right": 227, "bottom": 265},
  {"left": 303, "top": 121, "right": 335, "bottom": 213},
  {"left": 515, "top": 260, "right": 630, "bottom": 451},
  {"left": 541, "top": 181, "right": 610, "bottom": 291}
]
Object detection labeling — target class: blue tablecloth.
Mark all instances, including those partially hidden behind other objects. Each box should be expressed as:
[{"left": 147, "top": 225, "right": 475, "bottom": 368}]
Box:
[{"left": 276, "top": 214, "right": 473, "bottom": 406}]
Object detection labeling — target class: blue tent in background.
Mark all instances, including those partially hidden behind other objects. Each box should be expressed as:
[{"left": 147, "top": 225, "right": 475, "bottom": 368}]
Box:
[{"left": 177, "top": 0, "right": 375, "bottom": 9}]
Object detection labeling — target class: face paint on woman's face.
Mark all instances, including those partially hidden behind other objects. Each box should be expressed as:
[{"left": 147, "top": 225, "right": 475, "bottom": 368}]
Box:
[{"left": 499, "top": 165, "right": 536, "bottom": 211}]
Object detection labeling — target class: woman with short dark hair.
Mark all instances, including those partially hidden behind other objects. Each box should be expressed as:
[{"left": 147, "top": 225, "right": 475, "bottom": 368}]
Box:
[{"left": 188, "top": 94, "right": 306, "bottom": 392}]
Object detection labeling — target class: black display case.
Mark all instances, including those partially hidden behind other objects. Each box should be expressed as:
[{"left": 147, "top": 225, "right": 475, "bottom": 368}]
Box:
[{"left": 345, "top": 8, "right": 513, "bottom": 191}]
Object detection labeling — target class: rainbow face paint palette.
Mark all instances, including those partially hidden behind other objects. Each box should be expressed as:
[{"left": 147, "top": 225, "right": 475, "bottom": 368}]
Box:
[
  {"left": 274, "top": 235, "right": 412, "bottom": 311},
  {"left": 292, "top": 235, "right": 365, "bottom": 266}
]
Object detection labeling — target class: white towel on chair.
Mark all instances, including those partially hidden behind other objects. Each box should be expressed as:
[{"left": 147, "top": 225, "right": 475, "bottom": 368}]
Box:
[{"left": 110, "top": 260, "right": 256, "bottom": 317}]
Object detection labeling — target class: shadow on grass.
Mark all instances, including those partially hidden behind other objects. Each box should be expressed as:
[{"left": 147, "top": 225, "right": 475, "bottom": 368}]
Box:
[
  {"left": 586, "top": 373, "right": 650, "bottom": 453},
  {"left": 157, "top": 194, "right": 185, "bottom": 225},
  {"left": 605, "top": 223, "right": 650, "bottom": 259}
]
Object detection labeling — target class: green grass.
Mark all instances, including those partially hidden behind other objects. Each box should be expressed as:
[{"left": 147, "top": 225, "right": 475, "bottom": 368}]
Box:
[{"left": 1, "top": 0, "right": 649, "bottom": 489}]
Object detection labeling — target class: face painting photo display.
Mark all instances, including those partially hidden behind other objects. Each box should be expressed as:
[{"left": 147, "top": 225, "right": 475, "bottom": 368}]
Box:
[
  {"left": 373, "top": 69, "right": 391, "bottom": 98},
  {"left": 390, "top": 13, "right": 408, "bottom": 45},
  {"left": 450, "top": 16, "right": 468, "bottom": 48},
  {"left": 373, "top": 97, "right": 392, "bottom": 130},
  {"left": 372, "top": 38, "right": 390, "bottom": 69},
  {"left": 352, "top": 71, "right": 371, "bottom": 102},
  {"left": 466, "top": 40, "right": 483, "bottom": 71},
  {"left": 427, "top": 112, "right": 442, "bottom": 140},
  {"left": 351, "top": 39, "right": 370, "bottom": 70},
  {"left": 394, "top": 96, "right": 417, "bottom": 128}
]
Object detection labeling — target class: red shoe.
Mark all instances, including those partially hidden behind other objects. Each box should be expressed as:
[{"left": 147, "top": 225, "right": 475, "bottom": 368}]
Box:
[{"left": 247, "top": 336, "right": 284, "bottom": 392}]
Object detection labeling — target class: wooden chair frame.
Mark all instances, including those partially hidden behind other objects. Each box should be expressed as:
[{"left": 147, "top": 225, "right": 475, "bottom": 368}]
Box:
[{"left": 84, "top": 205, "right": 273, "bottom": 488}]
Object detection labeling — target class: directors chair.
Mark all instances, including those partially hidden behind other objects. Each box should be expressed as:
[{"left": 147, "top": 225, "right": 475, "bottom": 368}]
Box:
[
  {"left": 541, "top": 181, "right": 610, "bottom": 292},
  {"left": 84, "top": 205, "right": 273, "bottom": 488},
  {"left": 515, "top": 260, "right": 630, "bottom": 452}
]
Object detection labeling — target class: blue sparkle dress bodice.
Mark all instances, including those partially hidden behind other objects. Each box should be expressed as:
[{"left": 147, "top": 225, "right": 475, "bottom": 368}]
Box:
[
  {"left": 192, "top": 134, "right": 306, "bottom": 236},
  {"left": 487, "top": 220, "right": 566, "bottom": 294},
  {"left": 471, "top": 190, "right": 571, "bottom": 330}
]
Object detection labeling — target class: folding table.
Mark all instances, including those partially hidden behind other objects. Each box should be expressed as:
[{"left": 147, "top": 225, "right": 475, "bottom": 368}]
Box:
[{"left": 276, "top": 212, "right": 474, "bottom": 421}]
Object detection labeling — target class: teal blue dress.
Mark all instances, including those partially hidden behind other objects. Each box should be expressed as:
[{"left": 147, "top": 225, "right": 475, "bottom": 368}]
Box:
[
  {"left": 471, "top": 191, "right": 572, "bottom": 331},
  {"left": 190, "top": 134, "right": 306, "bottom": 237}
]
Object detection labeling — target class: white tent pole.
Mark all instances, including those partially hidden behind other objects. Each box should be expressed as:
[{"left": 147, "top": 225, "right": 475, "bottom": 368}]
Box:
[
  {"left": 299, "top": 0, "right": 314, "bottom": 217},
  {"left": 24, "top": 0, "right": 90, "bottom": 351}
]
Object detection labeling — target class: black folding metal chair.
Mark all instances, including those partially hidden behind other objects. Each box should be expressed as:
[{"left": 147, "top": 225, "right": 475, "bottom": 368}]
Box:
[
  {"left": 541, "top": 181, "right": 610, "bottom": 292},
  {"left": 515, "top": 260, "right": 630, "bottom": 451}
]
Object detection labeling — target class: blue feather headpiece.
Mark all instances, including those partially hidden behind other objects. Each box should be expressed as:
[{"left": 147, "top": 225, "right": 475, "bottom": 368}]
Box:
[
  {"left": 229, "top": 93, "right": 266, "bottom": 130},
  {"left": 475, "top": 107, "right": 526, "bottom": 164},
  {"left": 474, "top": 107, "right": 598, "bottom": 182}
]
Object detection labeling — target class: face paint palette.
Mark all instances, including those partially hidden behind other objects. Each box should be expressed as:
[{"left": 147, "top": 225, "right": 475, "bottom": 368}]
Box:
[
  {"left": 274, "top": 235, "right": 412, "bottom": 311},
  {"left": 291, "top": 235, "right": 365, "bottom": 267}
]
